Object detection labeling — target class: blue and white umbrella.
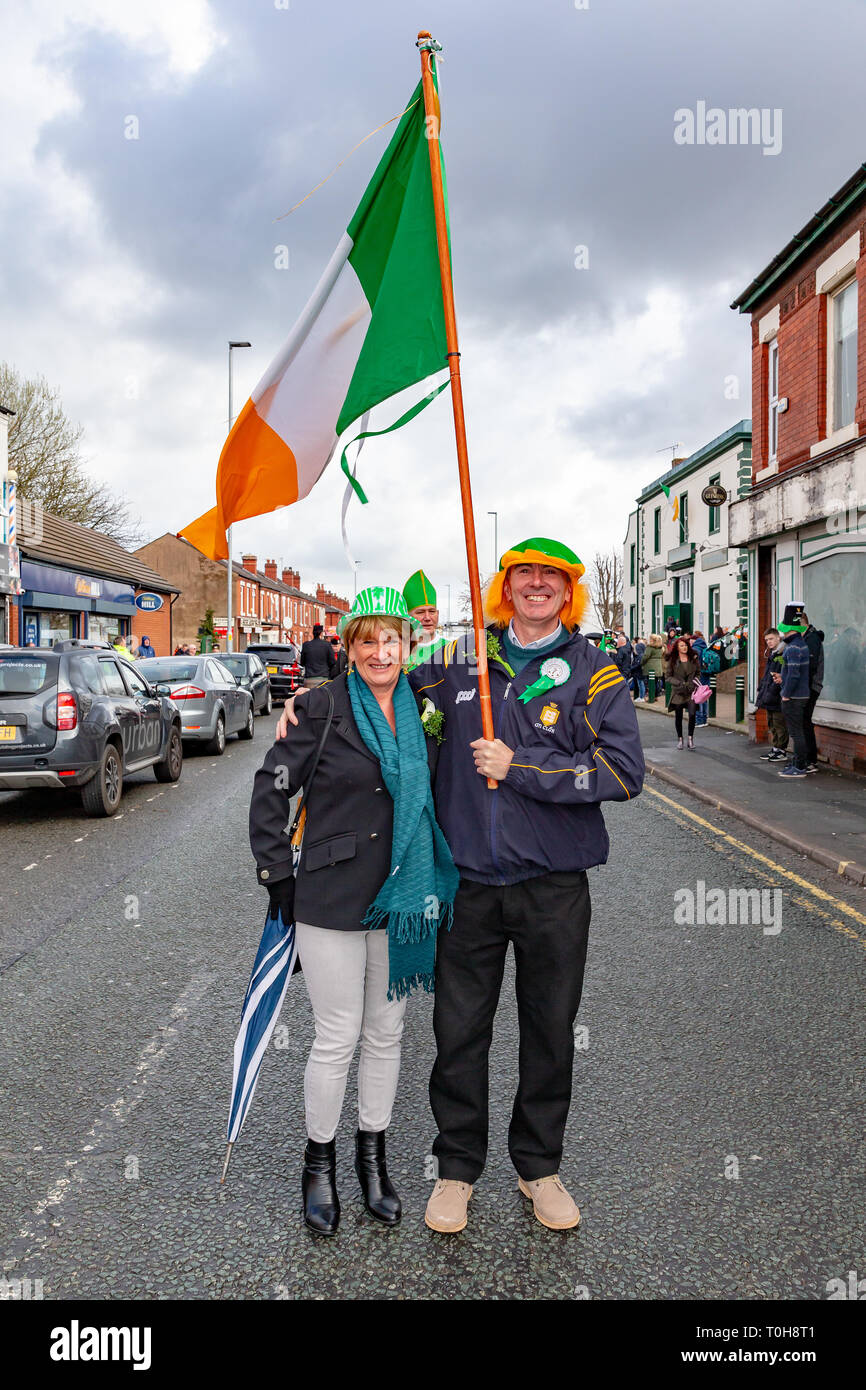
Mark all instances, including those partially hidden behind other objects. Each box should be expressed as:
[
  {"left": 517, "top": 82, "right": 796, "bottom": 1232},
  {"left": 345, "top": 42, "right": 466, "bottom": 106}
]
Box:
[{"left": 221, "top": 906, "right": 298, "bottom": 1183}]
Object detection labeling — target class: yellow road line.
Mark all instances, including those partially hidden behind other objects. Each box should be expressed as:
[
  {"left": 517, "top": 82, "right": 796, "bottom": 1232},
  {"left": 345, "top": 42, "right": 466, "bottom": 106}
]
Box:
[{"left": 644, "top": 783, "right": 866, "bottom": 932}]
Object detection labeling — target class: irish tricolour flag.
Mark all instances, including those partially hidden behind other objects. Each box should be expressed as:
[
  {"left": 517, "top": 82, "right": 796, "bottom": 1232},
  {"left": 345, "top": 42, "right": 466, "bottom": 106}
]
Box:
[{"left": 180, "top": 75, "right": 447, "bottom": 561}]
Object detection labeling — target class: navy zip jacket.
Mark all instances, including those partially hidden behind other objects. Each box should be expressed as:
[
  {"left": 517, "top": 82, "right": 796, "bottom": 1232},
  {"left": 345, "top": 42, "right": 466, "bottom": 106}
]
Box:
[
  {"left": 780, "top": 632, "right": 810, "bottom": 699},
  {"left": 408, "top": 626, "right": 645, "bottom": 885},
  {"left": 755, "top": 653, "right": 782, "bottom": 711}
]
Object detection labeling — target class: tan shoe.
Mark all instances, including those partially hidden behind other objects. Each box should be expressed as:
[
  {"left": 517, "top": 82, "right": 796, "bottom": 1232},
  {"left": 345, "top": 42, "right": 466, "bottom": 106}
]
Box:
[
  {"left": 424, "top": 1178, "right": 473, "bottom": 1233},
  {"left": 518, "top": 1174, "right": 581, "bottom": 1230}
]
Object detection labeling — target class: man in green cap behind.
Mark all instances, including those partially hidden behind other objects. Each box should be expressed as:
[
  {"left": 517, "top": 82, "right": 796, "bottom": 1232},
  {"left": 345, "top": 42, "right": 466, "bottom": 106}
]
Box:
[{"left": 403, "top": 568, "right": 447, "bottom": 666}]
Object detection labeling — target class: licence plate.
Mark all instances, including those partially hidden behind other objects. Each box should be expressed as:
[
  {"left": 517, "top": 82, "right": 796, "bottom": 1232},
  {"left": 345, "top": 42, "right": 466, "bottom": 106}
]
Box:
[
  {"left": 267, "top": 666, "right": 278, "bottom": 674},
  {"left": 0, "top": 725, "right": 20, "bottom": 742}
]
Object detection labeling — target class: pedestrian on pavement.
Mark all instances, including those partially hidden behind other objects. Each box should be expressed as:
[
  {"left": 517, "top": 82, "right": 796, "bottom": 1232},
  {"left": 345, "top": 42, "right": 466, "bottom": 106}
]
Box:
[
  {"left": 756, "top": 628, "right": 789, "bottom": 764},
  {"left": 613, "top": 630, "right": 633, "bottom": 679},
  {"left": 250, "top": 586, "right": 457, "bottom": 1237},
  {"left": 802, "top": 611, "right": 825, "bottom": 772},
  {"left": 112, "top": 635, "right": 134, "bottom": 661},
  {"left": 276, "top": 537, "right": 645, "bottom": 1234},
  {"left": 136, "top": 634, "right": 156, "bottom": 659},
  {"left": 300, "top": 623, "right": 337, "bottom": 687},
  {"left": 330, "top": 635, "right": 348, "bottom": 676},
  {"left": 641, "top": 633, "right": 665, "bottom": 699},
  {"left": 690, "top": 630, "right": 709, "bottom": 726},
  {"left": 777, "top": 603, "right": 812, "bottom": 778},
  {"left": 666, "top": 635, "right": 700, "bottom": 749},
  {"left": 629, "top": 635, "right": 647, "bottom": 701}
]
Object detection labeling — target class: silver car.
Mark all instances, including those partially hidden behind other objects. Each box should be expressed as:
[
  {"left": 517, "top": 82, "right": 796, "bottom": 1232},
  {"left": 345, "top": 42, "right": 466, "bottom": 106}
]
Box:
[{"left": 137, "top": 656, "right": 254, "bottom": 754}]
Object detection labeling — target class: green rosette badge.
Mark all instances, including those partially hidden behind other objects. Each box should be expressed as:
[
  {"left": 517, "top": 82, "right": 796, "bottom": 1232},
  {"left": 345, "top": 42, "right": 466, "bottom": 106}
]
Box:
[{"left": 518, "top": 655, "right": 571, "bottom": 704}]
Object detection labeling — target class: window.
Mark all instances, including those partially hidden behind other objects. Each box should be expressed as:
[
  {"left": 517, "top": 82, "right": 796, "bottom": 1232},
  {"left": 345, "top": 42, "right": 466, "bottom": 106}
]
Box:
[
  {"left": 653, "top": 507, "right": 661, "bottom": 554},
  {"left": 831, "top": 280, "right": 857, "bottom": 431},
  {"left": 629, "top": 604, "right": 636, "bottom": 636},
  {"left": 651, "top": 592, "right": 663, "bottom": 633},
  {"left": 629, "top": 543, "right": 636, "bottom": 585},
  {"left": 768, "top": 338, "right": 779, "bottom": 463},
  {"left": 98, "top": 659, "right": 127, "bottom": 696},
  {"left": 678, "top": 493, "right": 689, "bottom": 545},
  {"left": 70, "top": 655, "right": 105, "bottom": 694},
  {"left": 803, "top": 553, "right": 866, "bottom": 705},
  {"left": 121, "top": 664, "right": 150, "bottom": 696},
  {"left": 680, "top": 575, "right": 692, "bottom": 602},
  {"left": 708, "top": 585, "right": 721, "bottom": 635},
  {"left": 708, "top": 473, "right": 721, "bottom": 534}
]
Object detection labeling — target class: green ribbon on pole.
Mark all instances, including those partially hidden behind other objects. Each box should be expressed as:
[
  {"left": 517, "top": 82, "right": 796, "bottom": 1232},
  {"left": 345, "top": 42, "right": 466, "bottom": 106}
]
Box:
[{"left": 340, "top": 378, "right": 450, "bottom": 503}]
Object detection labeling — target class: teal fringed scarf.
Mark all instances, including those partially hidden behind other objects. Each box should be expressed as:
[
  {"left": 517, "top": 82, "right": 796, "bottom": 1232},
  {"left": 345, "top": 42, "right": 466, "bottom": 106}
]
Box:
[{"left": 348, "top": 669, "right": 458, "bottom": 999}]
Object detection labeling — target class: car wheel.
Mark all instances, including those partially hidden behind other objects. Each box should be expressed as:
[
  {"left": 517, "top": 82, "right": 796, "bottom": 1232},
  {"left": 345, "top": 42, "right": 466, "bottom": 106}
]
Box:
[
  {"left": 238, "top": 702, "right": 255, "bottom": 740},
  {"left": 154, "top": 725, "right": 183, "bottom": 783},
  {"left": 207, "top": 713, "right": 226, "bottom": 756},
  {"left": 261, "top": 689, "right": 273, "bottom": 716},
  {"left": 82, "top": 743, "right": 123, "bottom": 817}
]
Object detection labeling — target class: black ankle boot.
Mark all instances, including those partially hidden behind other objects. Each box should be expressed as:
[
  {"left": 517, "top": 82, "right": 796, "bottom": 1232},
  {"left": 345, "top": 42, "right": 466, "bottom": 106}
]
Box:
[
  {"left": 355, "top": 1129, "right": 402, "bottom": 1226},
  {"left": 302, "top": 1138, "right": 340, "bottom": 1236}
]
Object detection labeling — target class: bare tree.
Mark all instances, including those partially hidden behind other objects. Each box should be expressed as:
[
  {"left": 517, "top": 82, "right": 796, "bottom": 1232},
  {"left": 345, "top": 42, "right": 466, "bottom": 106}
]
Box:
[
  {"left": 589, "top": 550, "right": 623, "bottom": 630},
  {"left": 1, "top": 363, "right": 142, "bottom": 546}
]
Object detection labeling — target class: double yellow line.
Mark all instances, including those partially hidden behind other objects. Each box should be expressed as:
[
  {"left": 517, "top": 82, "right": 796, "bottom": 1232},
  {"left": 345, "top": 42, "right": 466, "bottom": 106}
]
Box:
[{"left": 644, "top": 783, "right": 866, "bottom": 950}]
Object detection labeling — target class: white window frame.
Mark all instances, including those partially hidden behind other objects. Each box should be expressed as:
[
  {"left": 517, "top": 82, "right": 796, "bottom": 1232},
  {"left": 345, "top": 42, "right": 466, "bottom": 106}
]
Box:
[
  {"left": 767, "top": 337, "right": 779, "bottom": 465},
  {"left": 829, "top": 277, "right": 857, "bottom": 434}
]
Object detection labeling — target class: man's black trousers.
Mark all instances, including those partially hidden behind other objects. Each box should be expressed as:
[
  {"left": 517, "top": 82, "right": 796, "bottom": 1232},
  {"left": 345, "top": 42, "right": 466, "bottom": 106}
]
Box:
[
  {"left": 429, "top": 871, "right": 591, "bottom": 1184},
  {"left": 783, "top": 697, "right": 809, "bottom": 769}
]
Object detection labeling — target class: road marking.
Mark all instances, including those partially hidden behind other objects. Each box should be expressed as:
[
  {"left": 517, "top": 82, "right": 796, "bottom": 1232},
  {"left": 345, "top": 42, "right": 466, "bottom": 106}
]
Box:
[
  {"left": 4, "top": 972, "right": 215, "bottom": 1278},
  {"left": 645, "top": 784, "right": 866, "bottom": 935},
  {"left": 23, "top": 863, "right": 36, "bottom": 871}
]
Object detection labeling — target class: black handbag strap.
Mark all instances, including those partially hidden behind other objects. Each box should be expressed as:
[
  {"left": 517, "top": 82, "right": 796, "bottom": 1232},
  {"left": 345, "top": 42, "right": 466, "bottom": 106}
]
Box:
[{"left": 288, "top": 687, "right": 334, "bottom": 841}]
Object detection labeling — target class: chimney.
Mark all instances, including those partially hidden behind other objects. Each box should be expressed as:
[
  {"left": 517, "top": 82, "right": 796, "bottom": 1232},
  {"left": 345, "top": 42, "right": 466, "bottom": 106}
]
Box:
[
  {"left": 264, "top": 559, "right": 278, "bottom": 580},
  {"left": 241, "top": 553, "right": 257, "bottom": 573},
  {"left": 293, "top": 569, "right": 301, "bottom": 588},
  {"left": 316, "top": 583, "right": 326, "bottom": 601},
  {"left": 281, "top": 568, "right": 293, "bottom": 588}
]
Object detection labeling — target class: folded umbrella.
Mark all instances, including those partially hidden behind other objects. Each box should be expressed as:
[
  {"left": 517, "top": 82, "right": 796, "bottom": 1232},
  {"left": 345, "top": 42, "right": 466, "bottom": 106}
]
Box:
[{"left": 221, "top": 905, "right": 298, "bottom": 1183}]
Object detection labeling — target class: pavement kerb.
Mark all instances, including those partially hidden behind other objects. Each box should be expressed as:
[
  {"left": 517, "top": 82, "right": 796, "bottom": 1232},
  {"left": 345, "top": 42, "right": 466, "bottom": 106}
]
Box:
[{"left": 645, "top": 761, "right": 866, "bottom": 889}]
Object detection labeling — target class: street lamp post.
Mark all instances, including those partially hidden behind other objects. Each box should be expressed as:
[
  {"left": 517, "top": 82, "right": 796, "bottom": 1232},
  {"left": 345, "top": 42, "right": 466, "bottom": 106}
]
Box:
[
  {"left": 487, "top": 511, "right": 498, "bottom": 576},
  {"left": 227, "top": 341, "right": 251, "bottom": 651}
]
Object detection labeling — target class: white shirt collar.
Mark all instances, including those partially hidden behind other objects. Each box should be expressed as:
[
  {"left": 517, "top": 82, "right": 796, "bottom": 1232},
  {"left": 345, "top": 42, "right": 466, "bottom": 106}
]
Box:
[{"left": 506, "top": 619, "right": 564, "bottom": 651}]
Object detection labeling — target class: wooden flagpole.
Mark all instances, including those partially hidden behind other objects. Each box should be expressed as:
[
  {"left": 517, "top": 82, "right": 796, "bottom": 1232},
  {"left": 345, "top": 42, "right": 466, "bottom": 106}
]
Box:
[{"left": 416, "top": 30, "right": 497, "bottom": 787}]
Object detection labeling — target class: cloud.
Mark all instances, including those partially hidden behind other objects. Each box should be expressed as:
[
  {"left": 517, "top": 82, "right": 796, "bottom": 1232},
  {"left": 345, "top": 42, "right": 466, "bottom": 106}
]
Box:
[{"left": 3, "top": 0, "right": 866, "bottom": 606}]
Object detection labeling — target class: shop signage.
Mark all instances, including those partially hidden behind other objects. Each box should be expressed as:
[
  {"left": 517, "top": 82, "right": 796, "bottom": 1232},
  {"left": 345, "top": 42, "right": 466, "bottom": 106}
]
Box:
[
  {"left": 701, "top": 482, "right": 728, "bottom": 507},
  {"left": 20, "top": 561, "right": 135, "bottom": 607},
  {"left": 135, "top": 592, "right": 164, "bottom": 612}
]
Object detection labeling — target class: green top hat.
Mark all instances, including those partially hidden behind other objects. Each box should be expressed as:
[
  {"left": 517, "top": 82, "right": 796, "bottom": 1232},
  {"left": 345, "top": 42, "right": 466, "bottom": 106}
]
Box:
[
  {"left": 778, "top": 601, "right": 807, "bottom": 635},
  {"left": 403, "top": 569, "right": 437, "bottom": 611},
  {"left": 337, "top": 584, "right": 422, "bottom": 638}
]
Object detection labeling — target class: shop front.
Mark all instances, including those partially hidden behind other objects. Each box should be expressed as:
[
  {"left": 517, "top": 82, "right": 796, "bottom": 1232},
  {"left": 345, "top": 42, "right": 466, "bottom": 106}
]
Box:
[{"left": 19, "top": 560, "right": 135, "bottom": 647}]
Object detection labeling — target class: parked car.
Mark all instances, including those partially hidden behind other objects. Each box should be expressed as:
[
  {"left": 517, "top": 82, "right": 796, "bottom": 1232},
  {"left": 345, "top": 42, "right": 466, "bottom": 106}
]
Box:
[
  {"left": 137, "top": 655, "right": 254, "bottom": 754},
  {"left": 245, "top": 643, "right": 304, "bottom": 703},
  {"left": 218, "top": 651, "right": 272, "bottom": 715},
  {"left": 0, "top": 645, "right": 183, "bottom": 816}
]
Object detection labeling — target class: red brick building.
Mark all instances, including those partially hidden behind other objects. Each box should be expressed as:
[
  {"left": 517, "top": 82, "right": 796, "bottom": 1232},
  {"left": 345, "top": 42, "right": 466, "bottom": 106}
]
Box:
[
  {"left": 730, "top": 161, "right": 866, "bottom": 772},
  {"left": 135, "top": 535, "right": 345, "bottom": 652}
]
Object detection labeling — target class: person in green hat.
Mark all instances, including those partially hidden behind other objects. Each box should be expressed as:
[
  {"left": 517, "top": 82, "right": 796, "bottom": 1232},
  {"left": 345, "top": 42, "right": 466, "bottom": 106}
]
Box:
[
  {"left": 249, "top": 584, "right": 458, "bottom": 1237},
  {"left": 403, "top": 569, "right": 448, "bottom": 667}
]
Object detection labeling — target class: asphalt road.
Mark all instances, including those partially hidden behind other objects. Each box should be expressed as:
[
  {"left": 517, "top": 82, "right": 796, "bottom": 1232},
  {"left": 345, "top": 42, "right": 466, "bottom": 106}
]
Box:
[{"left": 1, "top": 710, "right": 864, "bottom": 1300}]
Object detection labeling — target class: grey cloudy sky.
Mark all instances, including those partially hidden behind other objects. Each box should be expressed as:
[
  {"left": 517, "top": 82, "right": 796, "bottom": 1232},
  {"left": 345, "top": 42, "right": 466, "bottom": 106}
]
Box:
[{"left": 4, "top": 0, "right": 866, "bottom": 612}]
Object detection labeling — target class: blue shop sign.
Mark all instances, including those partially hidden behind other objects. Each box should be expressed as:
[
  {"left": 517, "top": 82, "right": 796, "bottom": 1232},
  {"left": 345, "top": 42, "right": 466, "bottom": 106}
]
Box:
[
  {"left": 20, "top": 560, "right": 135, "bottom": 607},
  {"left": 135, "top": 591, "right": 164, "bottom": 612}
]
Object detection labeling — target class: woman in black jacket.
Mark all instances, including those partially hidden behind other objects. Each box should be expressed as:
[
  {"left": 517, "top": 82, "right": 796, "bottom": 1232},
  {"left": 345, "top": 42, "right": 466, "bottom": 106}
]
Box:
[
  {"left": 249, "top": 587, "right": 456, "bottom": 1236},
  {"left": 665, "top": 635, "right": 701, "bottom": 749}
]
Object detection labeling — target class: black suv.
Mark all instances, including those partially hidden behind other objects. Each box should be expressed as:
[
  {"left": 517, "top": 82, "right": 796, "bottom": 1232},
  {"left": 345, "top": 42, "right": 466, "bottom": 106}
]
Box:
[
  {"left": 0, "top": 644, "right": 183, "bottom": 816},
  {"left": 245, "top": 643, "right": 304, "bottom": 703}
]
